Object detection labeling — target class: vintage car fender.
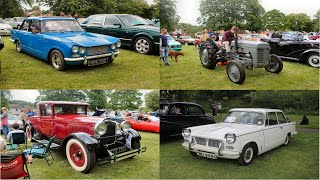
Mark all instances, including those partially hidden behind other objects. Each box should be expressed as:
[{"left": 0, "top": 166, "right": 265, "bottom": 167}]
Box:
[
  {"left": 63, "top": 132, "right": 100, "bottom": 151},
  {"left": 132, "top": 32, "right": 157, "bottom": 45},
  {"left": 128, "top": 128, "right": 141, "bottom": 140},
  {"left": 300, "top": 49, "right": 320, "bottom": 59}
]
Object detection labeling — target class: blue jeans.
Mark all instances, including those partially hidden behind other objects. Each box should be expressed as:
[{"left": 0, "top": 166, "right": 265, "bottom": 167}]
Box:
[
  {"left": 160, "top": 47, "right": 169, "bottom": 64},
  {"left": 2, "top": 125, "right": 9, "bottom": 138}
]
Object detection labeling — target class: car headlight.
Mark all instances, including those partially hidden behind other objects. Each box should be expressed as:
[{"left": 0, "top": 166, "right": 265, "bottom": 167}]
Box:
[
  {"left": 120, "top": 121, "right": 131, "bottom": 133},
  {"left": 116, "top": 41, "right": 121, "bottom": 48},
  {"left": 225, "top": 133, "right": 236, "bottom": 144},
  {"left": 182, "top": 129, "right": 191, "bottom": 138},
  {"left": 72, "top": 46, "right": 79, "bottom": 53},
  {"left": 79, "top": 47, "right": 86, "bottom": 54},
  {"left": 94, "top": 122, "right": 107, "bottom": 136},
  {"left": 111, "top": 44, "right": 116, "bottom": 50}
]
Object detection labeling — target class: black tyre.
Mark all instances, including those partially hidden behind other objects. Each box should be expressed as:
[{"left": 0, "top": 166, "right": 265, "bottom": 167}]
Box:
[
  {"left": 133, "top": 36, "right": 153, "bottom": 54},
  {"left": 306, "top": 53, "right": 320, "bottom": 68},
  {"left": 66, "top": 138, "right": 96, "bottom": 173},
  {"left": 227, "top": 60, "right": 246, "bottom": 84},
  {"left": 25, "top": 125, "right": 35, "bottom": 142},
  {"left": 265, "top": 54, "right": 283, "bottom": 73},
  {"left": 200, "top": 42, "right": 217, "bottom": 69},
  {"left": 284, "top": 134, "right": 290, "bottom": 146},
  {"left": 50, "top": 50, "right": 66, "bottom": 71},
  {"left": 131, "top": 138, "right": 141, "bottom": 149},
  {"left": 16, "top": 41, "right": 22, "bottom": 53},
  {"left": 189, "top": 151, "right": 197, "bottom": 156},
  {"left": 238, "top": 144, "right": 254, "bottom": 166}
]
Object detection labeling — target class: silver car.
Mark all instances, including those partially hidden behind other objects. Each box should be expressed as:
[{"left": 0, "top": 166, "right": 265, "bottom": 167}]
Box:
[
  {"left": 5, "top": 17, "right": 24, "bottom": 29},
  {"left": 0, "top": 18, "right": 13, "bottom": 35},
  {"left": 0, "top": 114, "right": 24, "bottom": 132}
]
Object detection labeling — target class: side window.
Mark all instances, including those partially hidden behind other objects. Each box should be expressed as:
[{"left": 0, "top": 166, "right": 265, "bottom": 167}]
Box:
[
  {"left": 40, "top": 104, "right": 52, "bottom": 116},
  {"left": 29, "top": 20, "right": 41, "bottom": 33},
  {"left": 267, "top": 112, "right": 278, "bottom": 126},
  {"left": 277, "top": 112, "right": 287, "bottom": 124},
  {"left": 21, "top": 20, "right": 31, "bottom": 31},
  {"left": 89, "top": 16, "right": 104, "bottom": 25},
  {"left": 104, "top": 15, "right": 121, "bottom": 26},
  {"left": 188, "top": 106, "right": 203, "bottom": 115},
  {"left": 168, "top": 105, "right": 186, "bottom": 115}
]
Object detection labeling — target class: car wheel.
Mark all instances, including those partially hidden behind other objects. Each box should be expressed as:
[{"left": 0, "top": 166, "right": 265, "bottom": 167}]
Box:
[
  {"left": 238, "top": 144, "right": 254, "bottom": 166},
  {"left": 265, "top": 54, "right": 283, "bottom": 73},
  {"left": 16, "top": 41, "right": 22, "bottom": 53},
  {"left": 227, "top": 60, "right": 246, "bottom": 84},
  {"left": 25, "top": 125, "right": 42, "bottom": 142},
  {"left": 284, "top": 134, "right": 290, "bottom": 146},
  {"left": 200, "top": 42, "right": 217, "bottom": 69},
  {"left": 66, "top": 138, "right": 96, "bottom": 173},
  {"left": 131, "top": 138, "right": 141, "bottom": 149},
  {"left": 306, "top": 53, "right": 320, "bottom": 68},
  {"left": 134, "top": 36, "right": 153, "bottom": 54},
  {"left": 25, "top": 125, "right": 34, "bottom": 142},
  {"left": 50, "top": 50, "right": 66, "bottom": 71}
]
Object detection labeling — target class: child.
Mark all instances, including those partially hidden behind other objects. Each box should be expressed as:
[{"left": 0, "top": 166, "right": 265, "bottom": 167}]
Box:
[{"left": 160, "top": 28, "right": 170, "bottom": 66}]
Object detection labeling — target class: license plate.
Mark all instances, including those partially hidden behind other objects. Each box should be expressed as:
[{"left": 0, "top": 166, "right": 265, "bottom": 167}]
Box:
[
  {"left": 88, "top": 58, "right": 108, "bottom": 66},
  {"left": 196, "top": 152, "right": 217, "bottom": 159}
]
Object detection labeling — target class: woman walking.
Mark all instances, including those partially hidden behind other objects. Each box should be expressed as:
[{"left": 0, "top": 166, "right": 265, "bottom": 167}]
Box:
[{"left": 1, "top": 107, "right": 10, "bottom": 139}]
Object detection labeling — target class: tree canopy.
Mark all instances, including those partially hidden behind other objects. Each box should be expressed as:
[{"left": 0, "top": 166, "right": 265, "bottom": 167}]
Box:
[
  {"left": 263, "top": 9, "right": 286, "bottom": 31},
  {"left": 108, "top": 90, "right": 143, "bottom": 110},
  {"left": 145, "top": 90, "right": 160, "bottom": 111},
  {"left": 159, "top": 0, "right": 180, "bottom": 31}
]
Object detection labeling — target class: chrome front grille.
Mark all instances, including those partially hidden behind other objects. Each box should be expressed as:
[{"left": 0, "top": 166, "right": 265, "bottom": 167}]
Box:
[
  {"left": 195, "top": 137, "right": 206, "bottom": 146},
  {"left": 257, "top": 49, "right": 265, "bottom": 65},
  {"left": 87, "top": 46, "right": 108, "bottom": 56},
  {"left": 208, "top": 139, "right": 220, "bottom": 148},
  {"left": 194, "top": 137, "right": 221, "bottom": 148}
]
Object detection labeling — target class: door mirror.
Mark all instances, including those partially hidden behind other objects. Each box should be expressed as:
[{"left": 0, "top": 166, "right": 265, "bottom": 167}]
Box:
[{"left": 113, "top": 23, "right": 122, "bottom": 28}]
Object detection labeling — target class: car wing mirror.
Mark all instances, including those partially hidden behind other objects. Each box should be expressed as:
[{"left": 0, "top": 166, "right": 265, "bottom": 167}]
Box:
[{"left": 113, "top": 23, "right": 122, "bottom": 28}]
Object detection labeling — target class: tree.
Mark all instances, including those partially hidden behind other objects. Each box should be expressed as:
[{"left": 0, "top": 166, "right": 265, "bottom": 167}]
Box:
[
  {"left": 36, "top": 90, "right": 87, "bottom": 102},
  {"left": 109, "top": 90, "right": 143, "bottom": 110},
  {"left": 263, "top": 9, "right": 286, "bottom": 31},
  {"left": 145, "top": 90, "right": 160, "bottom": 111},
  {"left": 159, "top": 0, "right": 180, "bottom": 31},
  {"left": 312, "top": 9, "right": 320, "bottom": 32},
  {"left": 1, "top": 90, "right": 12, "bottom": 108},
  {"left": 199, "top": 0, "right": 265, "bottom": 31},
  {"left": 285, "top": 13, "right": 312, "bottom": 32},
  {"left": 0, "top": 0, "right": 32, "bottom": 18},
  {"left": 85, "top": 90, "right": 108, "bottom": 110}
]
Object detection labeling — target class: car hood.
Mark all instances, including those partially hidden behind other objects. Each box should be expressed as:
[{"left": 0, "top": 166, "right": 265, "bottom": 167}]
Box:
[
  {"left": 0, "top": 23, "right": 12, "bottom": 29},
  {"left": 189, "top": 123, "right": 263, "bottom": 139},
  {"left": 43, "top": 32, "right": 119, "bottom": 47}
]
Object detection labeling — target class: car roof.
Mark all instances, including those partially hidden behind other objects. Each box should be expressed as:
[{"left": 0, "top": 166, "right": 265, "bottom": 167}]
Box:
[
  {"left": 229, "top": 108, "right": 283, "bottom": 113},
  {"left": 37, "top": 101, "right": 89, "bottom": 106},
  {"left": 161, "top": 102, "right": 202, "bottom": 107},
  {"left": 25, "top": 16, "right": 75, "bottom": 21}
]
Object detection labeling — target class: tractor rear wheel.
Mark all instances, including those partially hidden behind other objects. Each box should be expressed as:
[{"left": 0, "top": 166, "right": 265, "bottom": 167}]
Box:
[
  {"left": 227, "top": 60, "right": 246, "bottom": 84},
  {"left": 265, "top": 54, "right": 283, "bottom": 73},
  {"left": 200, "top": 42, "right": 217, "bottom": 69}
]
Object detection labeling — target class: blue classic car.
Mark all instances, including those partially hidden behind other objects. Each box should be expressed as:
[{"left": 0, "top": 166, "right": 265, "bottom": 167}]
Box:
[{"left": 10, "top": 16, "right": 121, "bottom": 71}]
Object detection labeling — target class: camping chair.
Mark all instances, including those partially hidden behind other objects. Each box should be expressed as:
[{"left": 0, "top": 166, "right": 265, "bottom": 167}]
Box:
[
  {"left": 23, "top": 136, "right": 56, "bottom": 166},
  {"left": 6, "top": 131, "right": 28, "bottom": 151},
  {"left": 0, "top": 152, "right": 30, "bottom": 179}
]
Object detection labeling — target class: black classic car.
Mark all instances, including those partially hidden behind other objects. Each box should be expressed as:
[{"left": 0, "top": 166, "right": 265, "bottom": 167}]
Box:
[
  {"left": 261, "top": 32, "right": 320, "bottom": 68},
  {"left": 0, "top": 36, "right": 4, "bottom": 50},
  {"left": 160, "top": 102, "right": 216, "bottom": 140},
  {"left": 81, "top": 14, "right": 160, "bottom": 55}
]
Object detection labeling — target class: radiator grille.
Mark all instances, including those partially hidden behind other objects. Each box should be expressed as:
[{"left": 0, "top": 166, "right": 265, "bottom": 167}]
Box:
[
  {"left": 195, "top": 137, "right": 206, "bottom": 146},
  {"left": 99, "top": 121, "right": 116, "bottom": 145},
  {"left": 87, "top": 46, "right": 108, "bottom": 56},
  {"left": 208, "top": 139, "right": 220, "bottom": 148},
  {"left": 257, "top": 49, "right": 265, "bottom": 65},
  {"left": 194, "top": 137, "right": 221, "bottom": 147}
]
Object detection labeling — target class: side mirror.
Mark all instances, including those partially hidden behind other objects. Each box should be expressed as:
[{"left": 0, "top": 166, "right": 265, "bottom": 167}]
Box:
[{"left": 113, "top": 23, "right": 122, "bottom": 28}]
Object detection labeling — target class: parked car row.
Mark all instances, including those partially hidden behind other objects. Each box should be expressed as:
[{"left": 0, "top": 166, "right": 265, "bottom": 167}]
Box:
[{"left": 0, "top": 18, "right": 13, "bottom": 35}]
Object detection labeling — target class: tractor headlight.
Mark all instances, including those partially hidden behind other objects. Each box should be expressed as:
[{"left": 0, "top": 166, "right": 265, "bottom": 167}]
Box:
[
  {"left": 72, "top": 46, "right": 79, "bottom": 53},
  {"left": 116, "top": 41, "right": 121, "bottom": 48},
  {"left": 94, "top": 122, "right": 107, "bottom": 136},
  {"left": 182, "top": 129, "right": 191, "bottom": 138},
  {"left": 120, "top": 121, "right": 131, "bottom": 133},
  {"left": 225, "top": 133, "right": 236, "bottom": 144},
  {"left": 111, "top": 44, "right": 116, "bottom": 50},
  {"left": 79, "top": 47, "right": 86, "bottom": 54}
]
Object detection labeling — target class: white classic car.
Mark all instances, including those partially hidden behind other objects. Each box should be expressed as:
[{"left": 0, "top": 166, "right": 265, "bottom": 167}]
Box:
[{"left": 182, "top": 108, "right": 297, "bottom": 165}]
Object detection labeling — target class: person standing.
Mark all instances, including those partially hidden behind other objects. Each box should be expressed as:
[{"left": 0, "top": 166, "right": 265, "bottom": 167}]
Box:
[
  {"left": 210, "top": 102, "right": 217, "bottom": 117},
  {"left": 222, "top": 26, "right": 238, "bottom": 57},
  {"left": 20, "top": 108, "right": 28, "bottom": 132},
  {"left": 200, "top": 29, "right": 209, "bottom": 42},
  {"left": 1, "top": 107, "right": 10, "bottom": 139},
  {"left": 26, "top": 108, "right": 34, "bottom": 117},
  {"left": 217, "top": 103, "right": 222, "bottom": 115},
  {"left": 160, "top": 28, "right": 170, "bottom": 66}
]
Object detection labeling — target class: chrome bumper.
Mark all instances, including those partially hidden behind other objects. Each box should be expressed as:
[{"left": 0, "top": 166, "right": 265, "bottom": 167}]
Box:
[
  {"left": 98, "top": 146, "right": 146, "bottom": 164},
  {"left": 9, "top": 38, "right": 15, "bottom": 43},
  {"left": 64, "top": 51, "right": 120, "bottom": 62}
]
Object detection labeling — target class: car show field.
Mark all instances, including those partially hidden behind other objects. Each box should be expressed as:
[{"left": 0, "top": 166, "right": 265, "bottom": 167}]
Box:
[{"left": 160, "top": 46, "right": 319, "bottom": 90}]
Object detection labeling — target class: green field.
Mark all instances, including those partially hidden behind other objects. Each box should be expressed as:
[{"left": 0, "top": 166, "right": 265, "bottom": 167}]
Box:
[
  {"left": 0, "top": 36, "right": 159, "bottom": 89},
  {"left": 160, "top": 132, "right": 319, "bottom": 179},
  {"left": 4, "top": 132, "right": 159, "bottom": 179},
  {"left": 160, "top": 45, "right": 319, "bottom": 90}
]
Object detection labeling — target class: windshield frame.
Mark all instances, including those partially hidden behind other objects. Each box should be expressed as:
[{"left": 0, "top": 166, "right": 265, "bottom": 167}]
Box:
[
  {"left": 222, "top": 111, "right": 266, "bottom": 126},
  {"left": 117, "top": 14, "right": 150, "bottom": 27},
  {"left": 42, "top": 19, "right": 84, "bottom": 33}
]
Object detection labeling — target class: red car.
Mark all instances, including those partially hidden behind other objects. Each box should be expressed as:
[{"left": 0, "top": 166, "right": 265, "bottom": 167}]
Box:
[
  {"left": 26, "top": 101, "right": 145, "bottom": 173},
  {"left": 309, "top": 34, "right": 320, "bottom": 40},
  {"left": 125, "top": 115, "right": 160, "bottom": 133},
  {"left": 177, "top": 36, "right": 196, "bottom": 45}
]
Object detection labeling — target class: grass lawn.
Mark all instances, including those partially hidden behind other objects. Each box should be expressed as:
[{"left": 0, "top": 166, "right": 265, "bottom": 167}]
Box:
[
  {"left": 160, "top": 132, "right": 319, "bottom": 179},
  {"left": 160, "top": 45, "right": 319, "bottom": 90},
  {"left": 3, "top": 132, "right": 159, "bottom": 179},
  {"left": 0, "top": 36, "right": 159, "bottom": 89}
]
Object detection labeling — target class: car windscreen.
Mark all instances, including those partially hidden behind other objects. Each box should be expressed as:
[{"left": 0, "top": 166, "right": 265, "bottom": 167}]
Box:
[
  {"left": 117, "top": 15, "right": 150, "bottom": 26},
  {"left": 43, "top": 20, "right": 84, "bottom": 32},
  {"left": 166, "top": 35, "right": 174, "bottom": 40},
  {"left": 16, "top": 17, "right": 25, "bottom": 22},
  {"left": 222, "top": 111, "right": 265, "bottom": 126},
  {"left": 54, "top": 105, "right": 87, "bottom": 115}
]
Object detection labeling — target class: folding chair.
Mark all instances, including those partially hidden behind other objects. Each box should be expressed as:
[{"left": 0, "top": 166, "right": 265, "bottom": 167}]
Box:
[
  {"left": 0, "top": 152, "right": 30, "bottom": 179},
  {"left": 6, "top": 131, "right": 28, "bottom": 151},
  {"left": 23, "top": 136, "right": 55, "bottom": 166}
]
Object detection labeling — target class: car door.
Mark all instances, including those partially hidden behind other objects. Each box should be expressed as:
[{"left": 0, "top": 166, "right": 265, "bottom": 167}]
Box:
[
  {"left": 103, "top": 15, "right": 125, "bottom": 38},
  {"left": 27, "top": 19, "right": 45, "bottom": 59},
  {"left": 39, "top": 103, "right": 55, "bottom": 137},
  {"left": 83, "top": 15, "right": 105, "bottom": 34},
  {"left": 277, "top": 112, "right": 289, "bottom": 143},
  {"left": 17, "top": 19, "right": 32, "bottom": 53},
  {"left": 187, "top": 105, "right": 212, "bottom": 126},
  {"left": 263, "top": 112, "right": 283, "bottom": 152},
  {"left": 163, "top": 104, "right": 192, "bottom": 136}
]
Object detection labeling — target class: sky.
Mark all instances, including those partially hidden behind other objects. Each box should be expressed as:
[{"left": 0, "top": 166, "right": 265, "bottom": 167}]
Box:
[
  {"left": 176, "top": 0, "right": 319, "bottom": 25},
  {"left": 10, "top": 90, "right": 153, "bottom": 107}
]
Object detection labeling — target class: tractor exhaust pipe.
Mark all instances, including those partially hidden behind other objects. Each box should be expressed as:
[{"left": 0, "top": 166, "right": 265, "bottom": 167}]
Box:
[{"left": 235, "top": 18, "right": 238, "bottom": 51}]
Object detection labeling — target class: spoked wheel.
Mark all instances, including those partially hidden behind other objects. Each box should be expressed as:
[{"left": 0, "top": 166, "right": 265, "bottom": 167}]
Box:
[
  {"left": 66, "top": 138, "right": 96, "bottom": 173},
  {"left": 25, "top": 126, "right": 33, "bottom": 142},
  {"left": 307, "top": 53, "right": 320, "bottom": 68},
  {"left": 50, "top": 50, "right": 66, "bottom": 71},
  {"left": 265, "top": 54, "right": 283, "bottom": 73},
  {"left": 134, "top": 37, "right": 153, "bottom": 54},
  {"left": 238, "top": 144, "right": 254, "bottom": 165},
  {"left": 16, "top": 41, "right": 22, "bottom": 53},
  {"left": 200, "top": 41, "right": 217, "bottom": 69},
  {"left": 227, "top": 60, "right": 245, "bottom": 84}
]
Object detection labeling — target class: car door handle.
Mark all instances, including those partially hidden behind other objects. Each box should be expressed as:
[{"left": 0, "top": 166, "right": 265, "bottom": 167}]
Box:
[{"left": 280, "top": 126, "right": 283, "bottom": 129}]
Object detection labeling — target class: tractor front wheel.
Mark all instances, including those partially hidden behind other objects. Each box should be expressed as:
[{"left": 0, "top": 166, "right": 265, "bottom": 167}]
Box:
[
  {"left": 227, "top": 60, "right": 246, "bottom": 84},
  {"left": 265, "top": 54, "right": 283, "bottom": 73}
]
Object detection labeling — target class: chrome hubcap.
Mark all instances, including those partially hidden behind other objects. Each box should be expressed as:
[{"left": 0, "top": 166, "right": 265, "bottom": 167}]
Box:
[
  {"left": 309, "top": 55, "right": 320, "bottom": 67},
  {"left": 201, "top": 49, "right": 209, "bottom": 64},
  {"left": 52, "top": 53, "right": 61, "bottom": 67},
  {"left": 268, "top": 57, "right": 279, "bottom": 71},
  {"left": 228, "top": 64, "right": 240, "bottom": 82},
  {"left": 136, "top": 39, "right": 150, "bottom": 54},
  {"left": 244, "top": 147, "right": 253, "bottom": 163}
]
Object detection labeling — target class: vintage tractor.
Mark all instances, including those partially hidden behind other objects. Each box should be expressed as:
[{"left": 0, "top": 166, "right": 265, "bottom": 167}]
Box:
[{"left": 199, "top": 29, "right": 283, "bottom": 84}]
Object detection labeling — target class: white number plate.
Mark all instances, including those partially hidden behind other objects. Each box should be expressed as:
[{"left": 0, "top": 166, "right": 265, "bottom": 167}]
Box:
[
  {"left": 88, "top": 58, "right": 108, "bottom": 66},
  {"left": 196, "top": 152, "right": 217, "bottom": 159}
]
